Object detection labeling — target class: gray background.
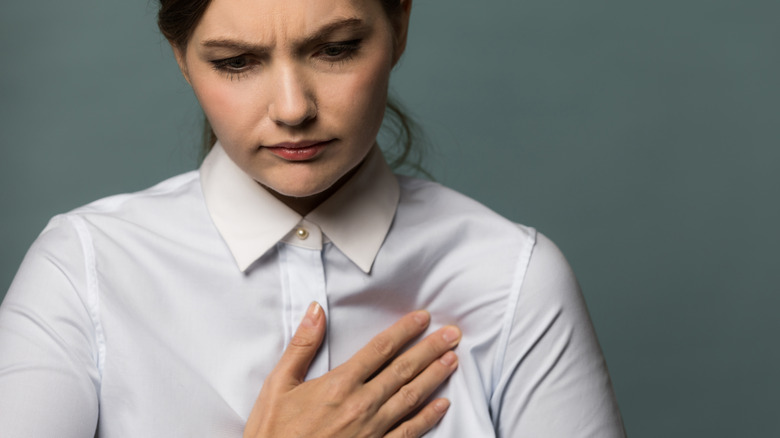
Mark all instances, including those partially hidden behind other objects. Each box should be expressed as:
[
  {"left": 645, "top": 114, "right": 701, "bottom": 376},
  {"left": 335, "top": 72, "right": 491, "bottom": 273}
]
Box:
[{"left": 1, "top": 1, "right": 778, "bottom": 436}]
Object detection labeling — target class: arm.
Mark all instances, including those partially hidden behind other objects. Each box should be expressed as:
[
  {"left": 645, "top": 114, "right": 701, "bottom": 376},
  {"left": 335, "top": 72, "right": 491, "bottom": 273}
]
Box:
[
  {"left": 0, "top": 216, "right": 100, "bottom": 437},
  {"left": 493, "top": 232, "right": 625, "bottom": 437}
]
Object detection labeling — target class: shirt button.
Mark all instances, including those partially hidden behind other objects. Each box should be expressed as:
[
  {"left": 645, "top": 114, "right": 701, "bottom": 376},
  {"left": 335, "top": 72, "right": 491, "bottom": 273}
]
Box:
[{"left": 296, "top": 227, "right": 309, "bottom": 240}]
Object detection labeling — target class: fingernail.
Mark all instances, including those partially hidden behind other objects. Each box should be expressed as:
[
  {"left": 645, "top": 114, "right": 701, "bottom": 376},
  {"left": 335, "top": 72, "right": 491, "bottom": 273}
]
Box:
[
  {"left": 442, "top": 326, "right": 461, "bottom": 343},
  {"left": 439, "top": 351, "right": 457, "bottom": 366},
  {"left": 302, "top": 302, "right": 321, "bottom": 327},
  {"left": 413, "top": 310, "right": 430, "bottom": 326},
  {"left": 434, "top": 399, "right": 450, "bottom": 413}
]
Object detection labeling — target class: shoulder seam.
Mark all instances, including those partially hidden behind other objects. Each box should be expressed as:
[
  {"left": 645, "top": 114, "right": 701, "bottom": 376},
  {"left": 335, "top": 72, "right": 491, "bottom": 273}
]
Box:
[
  {"left": 489, "top": 225, "right": 537, "bottom": 423},
  {"left": 66, "top": 215, "right": 106, "bottom": 380}
]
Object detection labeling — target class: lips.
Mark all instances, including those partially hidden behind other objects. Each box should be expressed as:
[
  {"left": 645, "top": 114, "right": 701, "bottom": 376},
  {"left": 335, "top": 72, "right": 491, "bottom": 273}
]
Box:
[{"left": 264, "top": 139, "right": 333, "bottom": 161}]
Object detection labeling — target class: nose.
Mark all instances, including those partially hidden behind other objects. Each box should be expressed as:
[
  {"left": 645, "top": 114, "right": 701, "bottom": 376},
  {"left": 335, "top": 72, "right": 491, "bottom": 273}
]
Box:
[{"left": 268, "top": 65, "right": 317, "bottom": 127}]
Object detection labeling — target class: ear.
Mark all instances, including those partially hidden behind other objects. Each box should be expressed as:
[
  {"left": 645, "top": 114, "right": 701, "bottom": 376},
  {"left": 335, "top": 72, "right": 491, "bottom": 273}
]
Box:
[
  {"left": 172, "top": 44, "right": 192, "bottom": 85},
  {"left": 392, "top": 0, "right": 413, "bottom": 66}
]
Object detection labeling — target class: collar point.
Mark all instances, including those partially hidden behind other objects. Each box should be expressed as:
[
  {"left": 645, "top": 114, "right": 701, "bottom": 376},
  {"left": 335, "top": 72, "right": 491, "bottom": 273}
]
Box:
[{"left": 357, "top": 263, "right": 373, "bottom": 275}]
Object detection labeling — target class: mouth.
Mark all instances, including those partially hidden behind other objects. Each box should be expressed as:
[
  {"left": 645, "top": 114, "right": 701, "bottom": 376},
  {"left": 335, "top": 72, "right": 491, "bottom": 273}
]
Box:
[{"left": 264, "top": 139, "right": 334, "bottom": 161}]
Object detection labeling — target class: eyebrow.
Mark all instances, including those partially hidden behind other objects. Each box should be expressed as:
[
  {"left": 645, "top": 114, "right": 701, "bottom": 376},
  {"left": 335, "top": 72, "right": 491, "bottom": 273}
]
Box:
[{"left": 200, "top": 17, "right": 368, "bottom": 53}]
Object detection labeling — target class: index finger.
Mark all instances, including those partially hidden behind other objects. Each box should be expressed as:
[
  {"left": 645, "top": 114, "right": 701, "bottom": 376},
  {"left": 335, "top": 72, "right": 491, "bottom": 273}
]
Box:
[{"left": 344, "top": 310, "right": 431, "bottom": 382}]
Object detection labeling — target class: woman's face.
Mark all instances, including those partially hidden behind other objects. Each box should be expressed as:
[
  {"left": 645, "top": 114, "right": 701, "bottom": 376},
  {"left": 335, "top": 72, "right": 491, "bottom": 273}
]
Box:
[{"left": 176, "top": 0, "right": 410, "bottom": 209}]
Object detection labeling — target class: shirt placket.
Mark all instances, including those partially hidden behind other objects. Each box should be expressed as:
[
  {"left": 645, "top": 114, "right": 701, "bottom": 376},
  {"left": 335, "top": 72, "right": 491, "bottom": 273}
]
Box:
[{"left": 278, "top": 219, "right": 329, "bottom": 380}]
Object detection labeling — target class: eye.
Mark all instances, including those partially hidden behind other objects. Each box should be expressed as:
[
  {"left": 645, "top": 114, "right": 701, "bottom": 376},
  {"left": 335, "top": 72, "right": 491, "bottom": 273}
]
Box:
[
  {"left": 210, "top": 55, "right": 255, "bottom": 80},
  {"left": 212, "top": 55, "right": 249, "bottom": 71},
  {"left": 223, "top": 57, "right": 248, "bottom": 69},
  {"left": 323, "top": 45, "right": 348, "bottom": 57},
  {"left": 317, "top": 40, "right": 361, "bottom": 63}
]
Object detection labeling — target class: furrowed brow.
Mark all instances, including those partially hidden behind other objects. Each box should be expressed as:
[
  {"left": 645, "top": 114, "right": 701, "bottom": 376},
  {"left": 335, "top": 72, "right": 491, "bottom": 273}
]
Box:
[
  {"left": 298, "top": 17, "right": 368, "bottom": 47},
  {"left": 199, "top": 17, "right": 368, "bottom": 54},
  {"left": 200, "top": 39, "right": 270, "bottom": 55}
]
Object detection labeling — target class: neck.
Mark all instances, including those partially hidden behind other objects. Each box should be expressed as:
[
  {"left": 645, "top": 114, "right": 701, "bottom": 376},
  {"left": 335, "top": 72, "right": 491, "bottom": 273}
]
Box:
[{"left": 262, "top": 163, "right": 362, "bottom": 216}]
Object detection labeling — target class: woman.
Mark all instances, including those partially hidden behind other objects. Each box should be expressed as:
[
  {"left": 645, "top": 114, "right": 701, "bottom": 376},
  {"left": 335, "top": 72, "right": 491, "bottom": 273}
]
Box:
[{"left": 0, "top": 0, "right": 625, "bottom": 436}]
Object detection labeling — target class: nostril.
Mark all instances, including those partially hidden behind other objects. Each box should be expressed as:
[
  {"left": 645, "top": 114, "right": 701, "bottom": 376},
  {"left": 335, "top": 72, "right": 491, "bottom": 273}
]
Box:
[{"left": 269, "top": 99, "right": 317, "bottom": 127}]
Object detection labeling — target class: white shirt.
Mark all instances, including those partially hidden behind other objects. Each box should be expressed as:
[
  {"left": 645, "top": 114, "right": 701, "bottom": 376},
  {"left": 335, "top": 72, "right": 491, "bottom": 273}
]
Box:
[{"left": 0, "top": 143, "right": 625, "bottom": 437}]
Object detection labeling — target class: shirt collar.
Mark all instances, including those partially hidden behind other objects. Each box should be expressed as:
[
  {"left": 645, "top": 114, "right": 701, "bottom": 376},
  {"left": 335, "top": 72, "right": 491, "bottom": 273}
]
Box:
[{"left": 200, "top": 142, "right": 399, "bottom": 274}]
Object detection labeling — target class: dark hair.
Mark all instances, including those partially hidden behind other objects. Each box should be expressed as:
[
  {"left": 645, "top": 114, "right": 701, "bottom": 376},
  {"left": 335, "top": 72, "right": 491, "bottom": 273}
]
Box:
[{"left": 157, "top": 0, "right": 425, "bottom": 174}]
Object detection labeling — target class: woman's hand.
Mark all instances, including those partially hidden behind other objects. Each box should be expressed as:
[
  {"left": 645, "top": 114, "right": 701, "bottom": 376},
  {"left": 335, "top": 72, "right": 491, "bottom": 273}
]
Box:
[{"left": 243, "top": 302, "right": 460, "bottom": 438}]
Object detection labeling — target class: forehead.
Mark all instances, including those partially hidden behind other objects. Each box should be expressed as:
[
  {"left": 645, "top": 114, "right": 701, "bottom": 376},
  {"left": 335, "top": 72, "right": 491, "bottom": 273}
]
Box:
[{"left": 193, "top": 0, "right": 386, "bottom": 43}]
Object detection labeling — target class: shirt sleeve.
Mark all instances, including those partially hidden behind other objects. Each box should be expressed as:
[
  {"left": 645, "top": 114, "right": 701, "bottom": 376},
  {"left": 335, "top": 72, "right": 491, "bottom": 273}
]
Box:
[
  {"left": 0, "top": 215, "right": 101, "bottom": 437},
  {"left": 493, "top": 232, "right": 626, "bottom": 437}
]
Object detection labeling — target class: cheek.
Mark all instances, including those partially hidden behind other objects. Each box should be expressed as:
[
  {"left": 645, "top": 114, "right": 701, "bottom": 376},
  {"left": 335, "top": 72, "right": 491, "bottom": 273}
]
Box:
[
  {"left": 326, "top": 58, "right": 392, "bottom": 141},
  {"left": 190, "top": 74, "right": 259, "bottom": 143}
]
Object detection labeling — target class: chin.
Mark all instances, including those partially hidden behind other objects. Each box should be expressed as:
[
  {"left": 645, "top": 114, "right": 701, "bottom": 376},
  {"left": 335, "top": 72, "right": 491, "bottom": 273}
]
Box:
[{"left": 265, "top": 178, "right": 336, "bottom": 199}]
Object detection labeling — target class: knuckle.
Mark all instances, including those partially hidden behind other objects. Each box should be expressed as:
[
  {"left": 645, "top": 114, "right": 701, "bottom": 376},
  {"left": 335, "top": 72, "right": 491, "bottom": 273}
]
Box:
[
  {"left": 323, "top": 374, "right": 352, "bottom": 401},
  {"left": 288, "top": 333, "right": 315, "bottom": 349},
  {"left": 398, "top": 385, "right": 422, "bottom": 408},
  {"left": 370, "top": 334, "right": 395, "bottom": 360},
  {"left": 344, "top": 396, "right": 373, "bottom": 421},
  {"left": 391, "top": 359, "right": 417, "bottom": 381},
  {"left": 391, "top": 403, "right": 443, "bottom": 438},
  {"left": 397, "top": 424, "right": 419, "bottom": 438}
]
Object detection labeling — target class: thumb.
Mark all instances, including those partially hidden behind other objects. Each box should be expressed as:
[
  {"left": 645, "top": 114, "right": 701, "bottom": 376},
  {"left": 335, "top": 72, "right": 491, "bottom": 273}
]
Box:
[{"left": 275, "top": 302, "right": 326, "bottom": 386}]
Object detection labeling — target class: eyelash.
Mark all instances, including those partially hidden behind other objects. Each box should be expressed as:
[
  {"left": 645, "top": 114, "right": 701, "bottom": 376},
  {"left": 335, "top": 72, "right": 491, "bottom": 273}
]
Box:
[
  {"left": 210, "top": 57, "right": 253, "bottom": 81},
  {"left": 209, "top": 39, "right": 362, "bottom": 80},
  {"left": 317, "top": 39, "right": 362, "bottom": 65}
]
